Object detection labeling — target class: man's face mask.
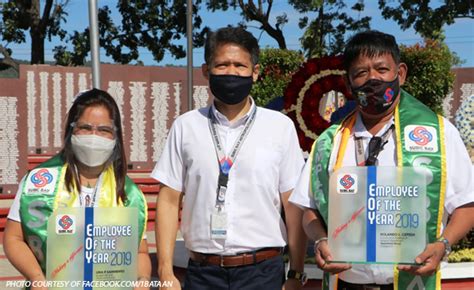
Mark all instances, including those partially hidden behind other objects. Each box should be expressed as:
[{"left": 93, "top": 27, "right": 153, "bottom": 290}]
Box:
[
  {"left": 351, "top": 76, "right": 400, "bottom": 115},
  {"left": 209, "top": 74, "right": 253, "bottom": 105}
]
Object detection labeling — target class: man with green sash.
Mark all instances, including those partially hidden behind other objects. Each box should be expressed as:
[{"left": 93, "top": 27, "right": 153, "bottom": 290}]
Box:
[{"left": 290, "top": 30, "right": 474, "bottom": 290}]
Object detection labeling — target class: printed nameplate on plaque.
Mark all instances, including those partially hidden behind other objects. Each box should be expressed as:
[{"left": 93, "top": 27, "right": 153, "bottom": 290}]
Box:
[
  {"left": 328, "top": 166, "right": 427, "bottom": 265},
  {"left": 46, "top": 207, "right": 138, "bottom": 289}
]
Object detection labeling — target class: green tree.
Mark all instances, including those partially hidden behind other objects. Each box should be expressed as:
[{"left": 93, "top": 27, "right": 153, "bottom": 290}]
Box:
[
  {"left": 206, "top": 0, "right": 288, "bottom": 49},
  {"left": 0, "top": 0, "right": 207, "bottom": 67},
  {"left": 291, "top": 0, "right": 370, "bottom": 58},
  {"left": 0, "top": 0, "right": 68, "bottom": 65},
  {"left": 0, "top": 44, "right": 18, "bottom": 72},
  {"left": 207, "top": 0, "right": 370, "bottom": 58},
  {"left": 55, "top": 1, "right": 207, "bottom": 66},
  {"left": 378, "top": 0, "right": 474, "bottom": 39},
  {"left": 401, "top": 39, "right": 461, "bottom": 114},
  {"left": 251, "top": 48, "right": 304, "bottom": 106}
]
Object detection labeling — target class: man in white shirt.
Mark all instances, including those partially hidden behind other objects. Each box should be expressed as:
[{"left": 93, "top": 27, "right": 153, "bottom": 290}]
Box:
[
  {"left": 152, "top": 26, "right": 307, "bottom": 290},
  {"left": 290, "top": 30, "right": 474, "bottom": 290}
]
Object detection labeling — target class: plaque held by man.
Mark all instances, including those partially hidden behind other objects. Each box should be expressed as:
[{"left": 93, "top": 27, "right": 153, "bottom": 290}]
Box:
[{"left": 328, "top": 166, "right": 427, "bottom": 265}]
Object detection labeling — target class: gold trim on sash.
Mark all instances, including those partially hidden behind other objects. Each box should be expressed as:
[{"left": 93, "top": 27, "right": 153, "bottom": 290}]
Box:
[
  {"left": 53, "top": 164, "right": 73, "bottom": 209},
  {"left": 394, "top": 105, "right": 403, "bottom": 167},
  {"left": 393, "top": 265, "right": 400, "bottom": 290},
  {"left": 308, "top": 141, "right": 318, "bottom": 198},
  {"left": 335, "top": 115, "right": 356, "bottom": 171},
  {"left": 435, "top": 115, "right": 447, "bottom": 290},
  {"left": 393, "top": 104, "right": 402, "bottom": 289}
]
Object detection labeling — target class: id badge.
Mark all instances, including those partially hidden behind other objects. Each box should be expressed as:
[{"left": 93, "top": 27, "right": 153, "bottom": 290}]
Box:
[{"left": 211, "top": 210, "right": 228, "bottom": 240}]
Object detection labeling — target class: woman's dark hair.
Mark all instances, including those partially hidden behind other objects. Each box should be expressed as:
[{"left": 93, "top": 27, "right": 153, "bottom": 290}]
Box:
[
  {"left": 343, "top": 30, "right": 401, "bottom": 70},
  {"left": 61, "top": 88, "right": 127, "bottom": 203},
  {"left": 204, "top": 26, "right": 260, "bottom": 66}
]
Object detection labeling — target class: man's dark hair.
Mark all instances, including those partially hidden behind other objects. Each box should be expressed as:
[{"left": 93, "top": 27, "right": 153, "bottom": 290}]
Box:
[
  {"left": 204, "top": 26, "right": 259, "bottom": 66},
  {"left": 343, "top": 30, "right": 400, "bottom": 70}
]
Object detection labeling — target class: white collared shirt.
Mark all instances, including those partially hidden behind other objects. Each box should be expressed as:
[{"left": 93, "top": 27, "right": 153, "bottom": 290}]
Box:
[
  {"left": 152, "top": 100, "right": 304, "bottom": 254},
  {"left": 290, "top": 113, "right": 474, "bottom": 284}
]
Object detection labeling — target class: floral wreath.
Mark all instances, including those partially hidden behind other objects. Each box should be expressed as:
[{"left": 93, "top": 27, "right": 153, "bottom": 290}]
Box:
[{"left": 283, "top": 55, "right": 353, "bottom": 152}]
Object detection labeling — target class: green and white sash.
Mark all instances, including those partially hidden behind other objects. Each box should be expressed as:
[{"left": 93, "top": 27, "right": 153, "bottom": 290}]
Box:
[{"left": 19, "top": 154, "right": 147, "bottom": 273}]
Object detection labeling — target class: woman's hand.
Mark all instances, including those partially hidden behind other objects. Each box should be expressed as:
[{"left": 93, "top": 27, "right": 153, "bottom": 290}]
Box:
[
  {"left": 158, "top": 274, "right": 181, "bottom": 290},
  {"left": 30, "top": 273, "right": 48, "bottom": 290},
  {"left": 133, "top": 276, "right": 151, "bottom": 290},
  {"left": 4, "top": 220, "right": 48, "bottom": 289},
  {"left": 136, "top": 239, "right": 152, "bottom": 289}
]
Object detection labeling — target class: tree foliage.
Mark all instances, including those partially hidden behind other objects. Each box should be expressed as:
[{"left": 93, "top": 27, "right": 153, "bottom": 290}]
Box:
[
  {"left": 0, "top": 44, "right": 18, "bottom": 72},
  {"left": 0, "top": 0, "right": 68, "bottom": 64},
  {"left": 205, "top": 0, "right": 288, "bottom": 49},
  {"left": 400, "top": 40, "right": 460, "bottom": 114},
  {"left": 378, "top": 0, "right": 474, "bottom": 39},
  {"left": 291, "top": 0, "right": 370, "bottom": 58},
  {"left": 251, "top": 48, "right": 304, "bottom": 106},
  {"left": 208, "top": 0, "right": 370, "bottom": 58},
  {"left": 55, "top": 0, "right": 207, "bottom": 66},
  {"left": 1, "top": 0, "right": 472, "bottom": 67}
]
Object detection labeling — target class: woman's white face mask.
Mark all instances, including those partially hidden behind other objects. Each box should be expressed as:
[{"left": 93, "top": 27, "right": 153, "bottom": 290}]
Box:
[{"left": 71, "top": 134, "right": 116, "bottom": 167}]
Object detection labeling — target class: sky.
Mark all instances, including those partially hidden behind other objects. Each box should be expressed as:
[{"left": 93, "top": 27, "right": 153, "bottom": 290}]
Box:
[{"left": 5, "top": 0, "right": 474, "bottom": 67}]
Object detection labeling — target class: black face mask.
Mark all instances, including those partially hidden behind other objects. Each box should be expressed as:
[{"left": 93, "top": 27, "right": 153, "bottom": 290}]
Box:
[
  {"left": 351, "top": 76, "right": 400, "bottom": 115},
  {"left": 209, "top": 74, "right": 253, "bottom": 105}
]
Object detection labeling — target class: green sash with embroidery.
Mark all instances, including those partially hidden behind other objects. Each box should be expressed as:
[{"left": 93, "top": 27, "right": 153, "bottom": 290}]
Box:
[
  {"left": 310, "top": 90, "right": 446, "bottom": 290},
  {"left": 19, "top": 154, "right": 147, "bottom": 273}
]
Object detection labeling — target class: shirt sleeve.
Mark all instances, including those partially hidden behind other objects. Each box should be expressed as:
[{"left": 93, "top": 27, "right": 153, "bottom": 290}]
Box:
[
  {"left": 7, "top": 176, "right": 26, "bottom": 222},
  {"left": 278, "top": 120, "right": 305, "bottom": 193},
  {"left": 289, "top": 156, "right": 316, "bottom": 209},
  {"left": 443, "top": 119, "right": 474, "bottom": 214},
  {"left": 150, "top": 119, "right": 185, "bottom": 192}
]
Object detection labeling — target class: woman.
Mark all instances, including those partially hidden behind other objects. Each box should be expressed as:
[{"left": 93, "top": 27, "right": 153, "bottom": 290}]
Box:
[{"left": 4, "top": 89, "right": 151, "bottom": 289}]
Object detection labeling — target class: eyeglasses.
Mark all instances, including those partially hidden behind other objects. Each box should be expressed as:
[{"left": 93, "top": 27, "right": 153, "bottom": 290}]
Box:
[
  {"left": 71, "top": 122, "right": 116, "bottom": 138},
  {"left": 366, "top": 136, "right": 384, "bottom": 166}
]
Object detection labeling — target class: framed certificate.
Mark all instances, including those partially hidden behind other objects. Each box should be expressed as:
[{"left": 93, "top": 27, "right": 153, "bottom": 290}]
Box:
[
  {"left": 328, "top": 166, "right": 427, "bottom": 265},
  {"left": 46, "top": 207, "right": 138, "bottom": 289}
]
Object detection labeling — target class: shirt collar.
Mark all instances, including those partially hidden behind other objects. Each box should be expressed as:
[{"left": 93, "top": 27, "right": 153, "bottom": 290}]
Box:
[
  {"left": 353, "top": 112, "right": 395, "bottom": 138},
  {"left": 211, "top": 97, "right": 255, "bottom": 128}
]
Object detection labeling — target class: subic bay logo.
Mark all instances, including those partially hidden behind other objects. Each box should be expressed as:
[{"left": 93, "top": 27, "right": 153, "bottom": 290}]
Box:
[
  {"left": 219, "top": 157, "right": 233, "bottom": 175},
  {"left": 337, "top": 174, "right": 357, "bottom": 194},
  {"left": 404, "top": 125, "right": 438, "bottom": 153},
  {"left": 26, "top": 168, "right": 58, "bottom": 195},
  {"left": 340, "top": 175, "right": 354, "bottom": 189},
  {"left": 384, "top": 88, "right": 394, "bottom": 103},
  {"left": 30, "top": 169, "right": 53, "bottom": 188},
  {"left": 56, "top": 214, "right": 75, "bottom": 234},
  {"left": 409, "top": 126, "right": 432, "bottom": 145}
]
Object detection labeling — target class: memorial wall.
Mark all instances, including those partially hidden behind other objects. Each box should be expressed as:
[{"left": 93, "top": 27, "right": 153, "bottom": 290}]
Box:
[
  {"left": 0, "top": 64, "right": 210, "bottom": 193},
  {"left": 0, "top": 64, "right": 472, "bottom": 194},
  {"left": 0, "top": 75, "right": 27, "bottom": 194}
]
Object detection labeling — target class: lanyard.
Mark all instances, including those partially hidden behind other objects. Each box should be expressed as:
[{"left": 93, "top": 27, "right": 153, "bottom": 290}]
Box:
[
  {"left": 355, "top": 124, "right": 394, "bottom": 166},
  {"left": 78, "top": 173, "right": 103, "bottom": 207},
  {"left": 208, "top": 105, "right": 257, "bottom": 210}
]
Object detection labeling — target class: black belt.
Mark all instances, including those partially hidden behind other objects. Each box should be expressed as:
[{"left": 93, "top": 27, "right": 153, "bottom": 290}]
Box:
[{"left": 338, "top": 279, "right": 393, "bottom": 290}]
